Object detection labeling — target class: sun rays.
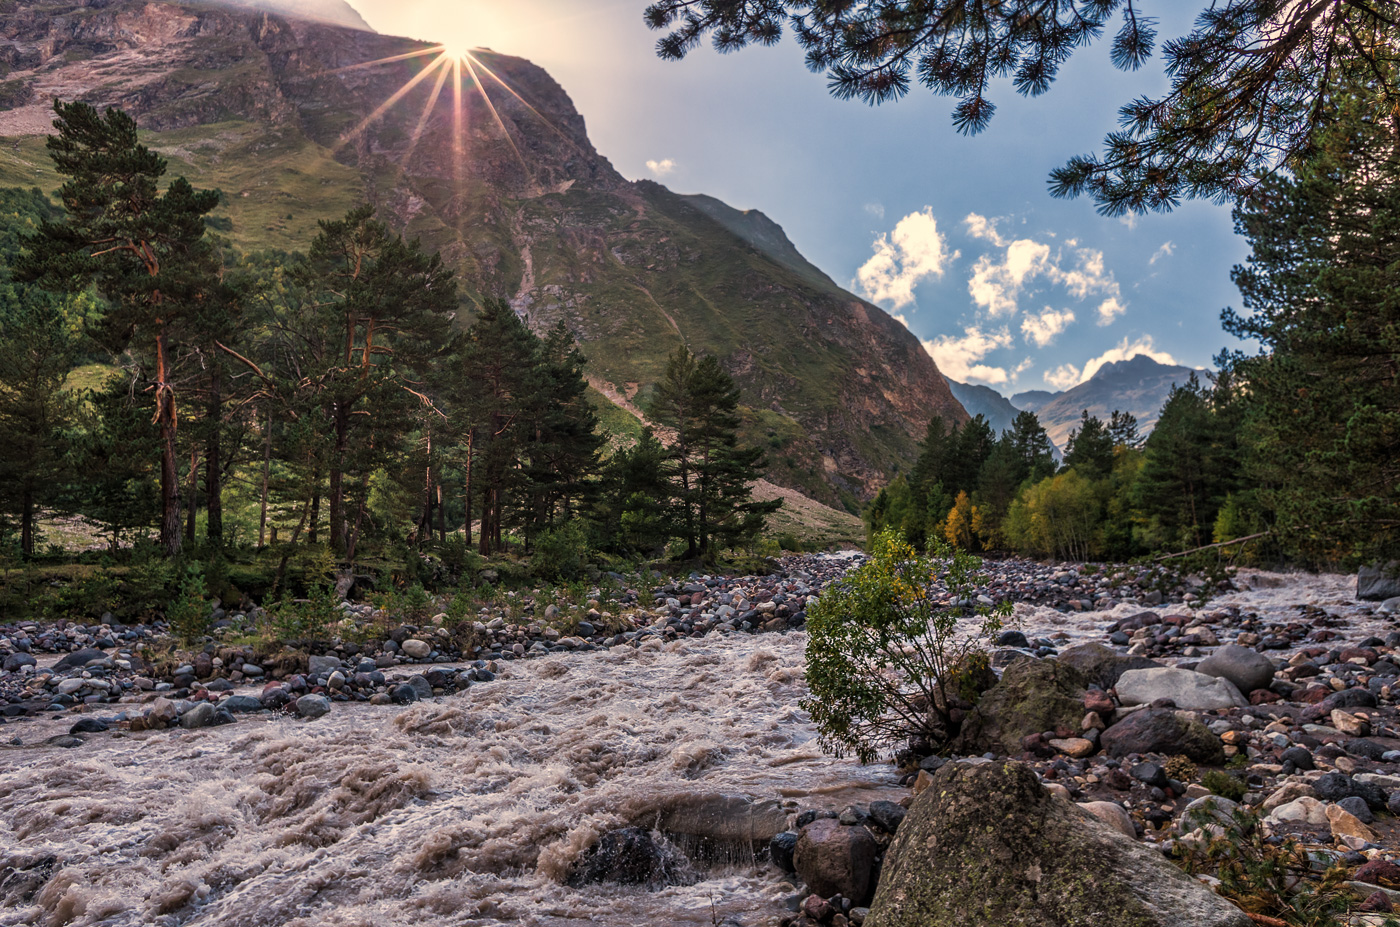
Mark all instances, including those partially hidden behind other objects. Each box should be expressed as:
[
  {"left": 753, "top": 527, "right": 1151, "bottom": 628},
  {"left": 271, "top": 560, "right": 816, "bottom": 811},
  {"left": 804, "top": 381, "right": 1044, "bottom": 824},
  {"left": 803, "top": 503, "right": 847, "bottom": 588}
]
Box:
[{"left": 331, "top": 41, "right": 581, "bottom": 193}]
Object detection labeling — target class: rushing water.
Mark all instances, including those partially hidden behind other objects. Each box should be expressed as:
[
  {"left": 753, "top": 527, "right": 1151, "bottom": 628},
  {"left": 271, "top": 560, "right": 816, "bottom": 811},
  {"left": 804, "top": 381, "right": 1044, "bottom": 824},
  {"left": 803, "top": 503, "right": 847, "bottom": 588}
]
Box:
[
  {"left": 0, "top": 568, "right": 1377, "bottom": 927},
  {"left": 0, "top": 630, "right": 902, "bottom": 927}
]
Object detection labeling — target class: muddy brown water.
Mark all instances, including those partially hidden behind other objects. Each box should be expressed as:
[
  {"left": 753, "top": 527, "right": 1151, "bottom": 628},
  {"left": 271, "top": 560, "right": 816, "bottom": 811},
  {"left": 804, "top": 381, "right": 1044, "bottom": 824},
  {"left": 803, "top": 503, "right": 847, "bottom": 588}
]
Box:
[{"left": 0, "top": 569, "right": 1379, "bottom": 926}]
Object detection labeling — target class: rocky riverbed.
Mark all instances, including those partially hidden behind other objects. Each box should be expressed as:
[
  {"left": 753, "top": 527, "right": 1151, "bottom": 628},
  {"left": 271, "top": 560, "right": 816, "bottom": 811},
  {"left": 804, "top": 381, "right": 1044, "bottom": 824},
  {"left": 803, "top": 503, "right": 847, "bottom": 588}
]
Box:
[{"left": 0, "top": 557, "right": 1397, "bottom": 926}]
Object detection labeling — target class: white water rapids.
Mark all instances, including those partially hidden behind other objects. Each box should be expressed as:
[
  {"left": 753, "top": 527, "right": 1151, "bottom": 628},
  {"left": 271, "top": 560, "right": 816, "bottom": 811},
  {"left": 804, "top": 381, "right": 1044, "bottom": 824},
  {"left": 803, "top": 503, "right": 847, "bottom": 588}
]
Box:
[{"left": 0, "top": 568, "right": 1383, "bottom": 926}]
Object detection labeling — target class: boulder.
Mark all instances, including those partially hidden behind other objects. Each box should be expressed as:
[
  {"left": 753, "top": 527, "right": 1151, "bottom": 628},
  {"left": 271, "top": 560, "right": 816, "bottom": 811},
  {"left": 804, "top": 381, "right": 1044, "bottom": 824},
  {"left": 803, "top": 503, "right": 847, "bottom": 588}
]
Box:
[
  {"left": 569, "top": 827, "right": 691, "bottom": 887},
  {"left": 864, "top": 760, "right": 1250, "bottom": 927},
  {"left": 53, "top": 648, "right": 106, "bottom": 671},
  {"left": 1056, "top": 643, "right": 1162, "bottom": 689},
  {"left": 954, "top": 657, "right": 1088, "bottom": 756},
  {"left": 1115, "top": 668, "right": 1247, "bottom": 711},
  {"left": 178, "top": 702, "right": 217, "bottom": 729},
  {"left": 1100, "top": 708, "right": 1225, "bottom": 765},
  {"left": 653, "top": 793, "right": 791, "bottom": 850},
  {"left": 400, "top": 639, "right": 432, "bottom": 659},
  {"left": 1266, "top": 796, "right": 1329, "bottom": 827},
  {"left": 2, "top": 653, "right": 36, "bottom": 672},
  {"left": 307, "top": 654, "right": 341, "bottom": 676},
  {"left": 1196, "top": 645, "right": 1275, "bottom": 695},
  {"left": 1077, "top": 801, "right": 1135, "bottom": 838},
  {"left": 1358, "top": 562, "right": 1400, "bottom": 601},
  {"left": 295, "top": 694, "right": 331, "bottom": 719},
  {"left": 794, "top": 818, "right": 878, "bottom": 903}
]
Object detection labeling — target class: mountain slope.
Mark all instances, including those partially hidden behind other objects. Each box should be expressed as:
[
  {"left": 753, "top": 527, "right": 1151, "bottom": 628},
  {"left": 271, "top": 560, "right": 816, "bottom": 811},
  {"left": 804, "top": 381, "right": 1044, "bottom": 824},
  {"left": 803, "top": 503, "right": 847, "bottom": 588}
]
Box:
[
  {"left": 1029, "top": 355, "right": 1201, "bottom": 447},
  {"left": 215, "top": 0, "right": 374, "bottom": 30},
  {"left": 0, "top": 0, "right": 967, "bottom": 508}
]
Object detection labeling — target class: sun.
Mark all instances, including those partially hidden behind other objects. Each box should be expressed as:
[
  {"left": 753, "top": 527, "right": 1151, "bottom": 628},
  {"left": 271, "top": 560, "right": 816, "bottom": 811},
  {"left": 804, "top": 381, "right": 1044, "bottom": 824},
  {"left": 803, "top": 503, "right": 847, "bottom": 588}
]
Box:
[{"left": 438, "top": 39, "right": 473, "bottom": 60}]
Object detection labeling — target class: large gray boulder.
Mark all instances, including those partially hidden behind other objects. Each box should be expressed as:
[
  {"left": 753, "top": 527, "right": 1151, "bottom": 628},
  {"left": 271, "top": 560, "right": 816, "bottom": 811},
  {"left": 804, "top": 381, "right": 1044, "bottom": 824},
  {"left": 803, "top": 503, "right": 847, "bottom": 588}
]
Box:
[
  {"left": 1116, "top": 668, "right": 1247, "bottom": 711},
  {"left": 954, "top": 657, "right": 1087, "bottom": 755},
  {"left": 1358, "top": 562, "right": 1400, "bottom": 601},
  {"left": 1100, "top": 708, "right": 1225, "bottom": 764},
  {"left": 1196, "top": 645, "right": 1275, "bottom": 695},
  {"left": 1056, "top": 643, "right": 1162, "bottom": 689},
  {"left": 865, "top": 760, "right": 1250, "bottom": 927}
]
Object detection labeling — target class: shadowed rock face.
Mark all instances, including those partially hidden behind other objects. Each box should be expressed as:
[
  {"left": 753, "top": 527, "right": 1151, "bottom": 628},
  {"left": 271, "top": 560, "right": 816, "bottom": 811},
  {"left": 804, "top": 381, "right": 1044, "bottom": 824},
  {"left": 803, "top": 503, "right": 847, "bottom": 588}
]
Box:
[
  {"left": 0, "top": 0, "right": 968, "bottom": 505},
  {"left": 866, "top": 760, "right": 1252, "bottom": 927}
]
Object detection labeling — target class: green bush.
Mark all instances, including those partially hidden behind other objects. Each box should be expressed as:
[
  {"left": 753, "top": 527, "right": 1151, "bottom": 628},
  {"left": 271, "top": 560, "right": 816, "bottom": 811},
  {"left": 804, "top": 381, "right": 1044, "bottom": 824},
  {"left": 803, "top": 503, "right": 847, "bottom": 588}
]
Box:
[
  {"left": 166, "top": 570, "right": 211, "bottom": 647},
  {"left": 802, "top": 529, "right": 1012, "bottom": 763},
  {"left": 399, "top": 583, "right": 433, "bottom": 621},
  {"left": 264, "top": 583, "right": 340, "bottom": 646},
  {"left": 533, "top": 520, "right": 589, "bottom": 581},
  {"left": 1202, "top": 770, "right": 1248, "bottom": 801}
]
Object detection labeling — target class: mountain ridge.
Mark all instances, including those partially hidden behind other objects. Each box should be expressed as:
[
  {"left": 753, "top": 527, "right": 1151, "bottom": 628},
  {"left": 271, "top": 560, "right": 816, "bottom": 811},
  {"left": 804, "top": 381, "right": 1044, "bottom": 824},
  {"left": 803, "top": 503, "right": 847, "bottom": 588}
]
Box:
[
  {"left": 1010, "top": 355, "right": 1203, "bottom": 447},
  {"left": 0, "top": 0, "right": 968, "bottom": 508}
]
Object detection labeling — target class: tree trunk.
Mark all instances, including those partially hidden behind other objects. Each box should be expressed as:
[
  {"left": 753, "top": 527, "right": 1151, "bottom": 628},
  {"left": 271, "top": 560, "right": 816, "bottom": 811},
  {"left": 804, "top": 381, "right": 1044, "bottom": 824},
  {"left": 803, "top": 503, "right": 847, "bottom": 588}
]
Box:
[
  {"left": 329, "top": 403, "right": 348, "bottom": 552},
  {"left": 257, "top": 415, "right": 272, "bottom": 548},
  {"left": 205, "top": 360, "right": 223, "bottom": 544},
  {"left": 308, "top": 479, "right": 320, "bottom": 545},
  {"left": 436, "top": 481, "right": 446, "bottom": 542},
  {"left": 186, "top": 446, "right": 198, "bottom": 543},
  {"left": 463, "top": 429, "right": 474, "bottom": 546},
  {"left": 156, "top": 327, "right": 182, "bottom": 558},
  {"left": 419, "top": 432, "right": 433, "bottom": 549},
  {"left": 19, "top": 482, "right": 33, "bottom": 558}
]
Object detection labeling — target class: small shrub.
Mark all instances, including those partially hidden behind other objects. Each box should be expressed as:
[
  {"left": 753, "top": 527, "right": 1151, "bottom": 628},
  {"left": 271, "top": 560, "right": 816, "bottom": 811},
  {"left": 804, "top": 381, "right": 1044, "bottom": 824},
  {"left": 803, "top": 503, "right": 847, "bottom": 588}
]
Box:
[
  {"left": 166, "top": 570, "right": 210, "bottom": 647},
  {"left": 802, "top": 529, "right": 1012, "bottom": 763},
  {"left": 1164, "top": 755, "right": 1198, "bottom": 783},
  {"left": 400, "top": 583, "right": 433, "bottom": 621},
  {"left": 533, "top": 520, "right": 589, "bottom": 581},
  {"left": 264, "top": 584, "right": 339, "bottom": 646},
  {"left": 1202, "top": 769, "right": 1248, "bottom": 801},
  {"left": 1174, "top": 805, "right": 1378, "bottom": 926}
]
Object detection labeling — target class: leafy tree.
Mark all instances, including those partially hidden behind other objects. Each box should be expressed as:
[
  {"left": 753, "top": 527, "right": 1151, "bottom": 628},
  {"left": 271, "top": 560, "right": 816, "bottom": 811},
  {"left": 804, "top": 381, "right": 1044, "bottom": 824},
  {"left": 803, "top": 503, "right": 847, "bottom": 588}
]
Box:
[
  {"left": 1003, "top": 469, "right": 1104, "bottom": 561},
  {"left": 1062, "top": 410, "right": 1115, "bottom": 479},
  {"left": 802, "top": 529, "right": 1010, "bottom": 763},
  {"left": 644, "top": 0, "right": 1400, "bottom": 213},
  {"left": 1222, "top": 112, "right": 1400, "bottom": 565},
  {"left": 19, "top": 102, "right": 221, "bottom": 556},
  {"left": 651, "top": 345, "right": 780, "bottom": 560}
]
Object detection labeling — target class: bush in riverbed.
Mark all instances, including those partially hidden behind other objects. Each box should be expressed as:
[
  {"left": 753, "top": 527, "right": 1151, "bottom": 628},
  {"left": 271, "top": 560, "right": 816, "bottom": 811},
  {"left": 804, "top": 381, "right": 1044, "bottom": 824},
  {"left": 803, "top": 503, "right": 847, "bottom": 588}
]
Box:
[{"left": 802, "top": 529, "right": 1012, "bottom": 763}]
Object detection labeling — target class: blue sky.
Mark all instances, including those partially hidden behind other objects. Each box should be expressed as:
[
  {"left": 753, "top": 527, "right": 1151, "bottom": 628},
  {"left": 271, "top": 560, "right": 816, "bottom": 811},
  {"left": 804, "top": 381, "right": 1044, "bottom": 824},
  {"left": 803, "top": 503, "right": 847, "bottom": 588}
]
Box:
[{"left": 345, "top": 0, "right": 1251, "bottom": 396}]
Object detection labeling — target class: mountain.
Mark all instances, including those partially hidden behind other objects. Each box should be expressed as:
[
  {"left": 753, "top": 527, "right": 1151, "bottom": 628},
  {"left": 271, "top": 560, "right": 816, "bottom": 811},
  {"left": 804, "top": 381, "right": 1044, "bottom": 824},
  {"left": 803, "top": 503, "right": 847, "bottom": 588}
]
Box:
[
  {"left": 0, "top": 0, "right": 968, "bottom": 509},
  {"left": 1028, "top": 355, "right": 1202, "bottom": 448},
  {"left": 217, "top": 0, "right": 373, "bottom": 30},
  {"left": 1010, "top": 390, "right": 1059, "bottom": 414}
]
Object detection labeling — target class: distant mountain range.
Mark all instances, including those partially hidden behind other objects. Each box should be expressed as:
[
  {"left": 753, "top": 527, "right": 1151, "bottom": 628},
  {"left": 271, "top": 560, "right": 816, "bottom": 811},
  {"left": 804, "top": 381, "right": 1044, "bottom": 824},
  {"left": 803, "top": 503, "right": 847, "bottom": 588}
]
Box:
[{"left": 949, "top": 355, "right": 1203, "bottom": 451}]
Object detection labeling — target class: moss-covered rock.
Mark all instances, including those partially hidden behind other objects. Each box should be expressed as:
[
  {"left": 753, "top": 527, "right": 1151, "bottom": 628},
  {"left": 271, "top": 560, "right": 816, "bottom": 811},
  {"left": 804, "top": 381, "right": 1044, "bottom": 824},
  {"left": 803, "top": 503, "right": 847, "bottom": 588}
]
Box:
[
  {"left": 953, "top": 657, "right": 1088, "bottom": 755},
  {"left": 865, "top": 760, "right": 1251, "bottom": 927}
]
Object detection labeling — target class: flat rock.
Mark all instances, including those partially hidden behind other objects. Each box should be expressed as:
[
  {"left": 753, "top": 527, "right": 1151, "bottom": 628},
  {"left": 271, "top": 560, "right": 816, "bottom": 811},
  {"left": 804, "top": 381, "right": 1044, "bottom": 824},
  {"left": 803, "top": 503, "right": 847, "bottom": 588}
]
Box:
[{"left": 1116, "top": 668, "right": 1247, "bottom": 711}]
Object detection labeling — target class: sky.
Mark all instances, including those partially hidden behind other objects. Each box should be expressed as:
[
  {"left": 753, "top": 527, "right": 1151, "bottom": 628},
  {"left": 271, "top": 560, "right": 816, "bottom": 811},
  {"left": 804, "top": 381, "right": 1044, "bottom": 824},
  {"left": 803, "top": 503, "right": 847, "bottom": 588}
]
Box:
[{"left": 343, "top": 0, "right": 1252, "bottom": 397}]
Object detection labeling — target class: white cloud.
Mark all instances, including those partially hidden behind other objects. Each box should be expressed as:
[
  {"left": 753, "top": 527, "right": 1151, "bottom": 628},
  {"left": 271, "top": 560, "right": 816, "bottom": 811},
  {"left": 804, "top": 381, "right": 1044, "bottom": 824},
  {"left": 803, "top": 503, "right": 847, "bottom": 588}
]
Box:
[
  {"left": 962, "top": 230, "right": 1119, "bottom": 320},
  {"left": 1021, "top": 307, "right": 1075, "bottom": 347},
  {"left": 855, "top": 207, "right": 955, "bottom": 310},
  {"left": 864, "top": 202, "right": 885, "bottom": 219},
  {"left": 922, "top": 326, "right": 1012, "bottom": 385},
  {"left": 1044, "top": 364, "right": 1081, "bottom": 390},
  {"left": 1046, "top": 247, "right": 1117, "bottom": 301},
  {"left": 1012, "top": 357, "right": 1034, "bottom": 381},
  {"left": 1149, "top": 241, "right": 1175, "bottom": 265},
  {"left": 892, "top": 313, "right": 911, "bottom": 329},
  {"left": 1119, "top": 214, "right": 1139, "bottom": 231},
  {"left": 645, "top": 158, "right": 676, "bottom": 176},
  {"left": 968, "top": 238, "right": 1051, "bottom": 317},
  {"left": 1096, "top": 296, "right": 1126, "bottom": 326},
  {"left": 963, "top": 212, "right": 1006, "bottom": 246}
]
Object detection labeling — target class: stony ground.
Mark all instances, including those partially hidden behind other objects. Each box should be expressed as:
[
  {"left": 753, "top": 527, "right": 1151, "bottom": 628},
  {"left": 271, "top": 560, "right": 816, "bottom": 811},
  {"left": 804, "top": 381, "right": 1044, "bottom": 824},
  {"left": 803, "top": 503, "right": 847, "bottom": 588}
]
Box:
[{"left": 2, "top": 556, "right": 1399, "bottom": 926}]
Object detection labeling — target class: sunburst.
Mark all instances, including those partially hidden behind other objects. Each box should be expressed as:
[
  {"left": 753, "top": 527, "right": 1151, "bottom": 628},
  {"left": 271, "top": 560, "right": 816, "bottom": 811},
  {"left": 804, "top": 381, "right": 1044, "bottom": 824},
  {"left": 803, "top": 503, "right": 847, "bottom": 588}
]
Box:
[{"left": 331, "top": 40, "right": 582, "bottom": 196}]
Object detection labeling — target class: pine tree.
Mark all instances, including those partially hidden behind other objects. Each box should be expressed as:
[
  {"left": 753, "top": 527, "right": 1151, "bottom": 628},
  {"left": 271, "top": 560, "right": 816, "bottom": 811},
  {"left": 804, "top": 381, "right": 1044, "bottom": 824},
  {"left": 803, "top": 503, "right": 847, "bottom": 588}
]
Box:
[
  {"left": 19, "top": 102, "right": 221, "bottom": 556},
  {"left": 652, "top": 346, "right": 780, "bottom": 560},
  {"left": 1008, "top": 410, "right": 1056, "bottom": 483},
  {"left": 1223, "top": 112, "right": 1400, "bottom": 564},
  {"left": 1108, "top": 410, "right": 1141, "bottom": 449},
  {"left": 1062, "top": 411, "right": 1114, "bottom": 480}
]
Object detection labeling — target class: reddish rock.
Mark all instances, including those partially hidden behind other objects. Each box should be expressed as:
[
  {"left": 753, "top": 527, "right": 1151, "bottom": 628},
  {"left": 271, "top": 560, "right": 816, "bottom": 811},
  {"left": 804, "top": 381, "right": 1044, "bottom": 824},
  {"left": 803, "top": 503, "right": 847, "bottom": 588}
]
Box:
[
  {"left": 1084, "top": 690, "right": 1115, "bottom": 714},
  {"left": 802, "top": 895, "right": 834, "bottom": 921},
  {"left": 1249, "top": 690, "right": 1282, "bottom": 704},
  {"left": 794, "top": 819, "right": 877, "bottom": 904},
  {"left": 1355, "top": 859, "right": 1400, "bottom": 887},
  {"left": 1360, "top": 891, "right": 1393, "bottom": 913},
  {"left": 1298, "top": 686, "right": 1333, "bottom": 703}
]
